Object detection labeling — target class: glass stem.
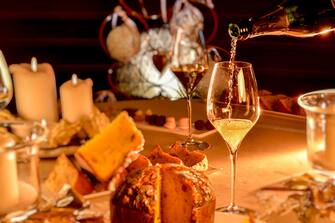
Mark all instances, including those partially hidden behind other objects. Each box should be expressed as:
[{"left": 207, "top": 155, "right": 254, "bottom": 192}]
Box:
[
  {"left": 229, "top": 151, "right": 237, "bottom": 209},
  {"left": 186, "top": 93, "right": 193, "bottom": 140}
]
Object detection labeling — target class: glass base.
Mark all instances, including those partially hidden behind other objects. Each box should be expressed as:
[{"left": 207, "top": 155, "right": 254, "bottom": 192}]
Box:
[
  {"left": 182, "top": 138, "right": 210, "bottom": 151},
  {"left": 216, "top": 204, "right": 254, "bottom": 216},
  {"left": 1, "top": 208, "right": 37, "bottom": 222}
]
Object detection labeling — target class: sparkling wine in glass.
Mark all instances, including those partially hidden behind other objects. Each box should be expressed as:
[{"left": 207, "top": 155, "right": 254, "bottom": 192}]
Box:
[
  {"left": 0, "top": 50, "right": 13, "bottom": 109},
  {"left": 170, "top": 28, "right": 209, "bottom": 150},
  {"left": 207, "top": 61, "right": 260, "bottom": 214}
]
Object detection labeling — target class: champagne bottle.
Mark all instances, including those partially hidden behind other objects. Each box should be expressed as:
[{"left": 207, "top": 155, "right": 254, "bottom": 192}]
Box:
[{"left": 229, "top": 0, "right": 335, "bottom": 40}]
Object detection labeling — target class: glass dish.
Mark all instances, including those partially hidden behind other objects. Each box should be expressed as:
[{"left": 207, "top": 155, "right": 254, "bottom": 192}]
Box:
[
  {"left": 298, "top": 89, "right": 335, "bottom": 172},
  {"left": 0, "top": 120, "right": 47, "bottom": 222}
]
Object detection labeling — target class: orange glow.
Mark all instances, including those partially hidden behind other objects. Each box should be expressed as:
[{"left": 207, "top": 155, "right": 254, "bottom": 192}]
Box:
[{"left": 319, "top": 27, "right": 335, "bottom": 36}]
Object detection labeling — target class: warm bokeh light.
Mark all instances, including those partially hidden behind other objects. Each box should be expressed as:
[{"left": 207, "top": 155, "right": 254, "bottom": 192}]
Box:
[{"left": 319, "top": 27, "right": 335, "bottom": 36}]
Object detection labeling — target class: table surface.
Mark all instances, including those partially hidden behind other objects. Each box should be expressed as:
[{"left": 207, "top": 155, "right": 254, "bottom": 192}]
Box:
[{"left": 39, "top": 99, "right": 310, "bottom": 222}]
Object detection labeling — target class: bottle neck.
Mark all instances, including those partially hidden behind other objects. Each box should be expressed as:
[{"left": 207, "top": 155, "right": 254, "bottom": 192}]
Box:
[
  {"left": 229, "top": 6, "right": 291, "bottom": 40},
  {"left": 228, "top": 19, "right": 253, "bottom": 40},
  {"left": 229, "top": 0, "right": 335, "bottom": 40}
]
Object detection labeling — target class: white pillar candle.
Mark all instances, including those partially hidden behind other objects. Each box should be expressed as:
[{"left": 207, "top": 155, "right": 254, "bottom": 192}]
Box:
[
  {"left": 0, "top": 148, "right": 19, "bottom": 215},
  {"left": 60, "top": 74, "right": 94, "bottom": 123},
  {"left": 9, "top": 58, "right": 59, "bottom": 122},
  {"left": 16, "top": 181, "right": 38, "bottom": 210}
]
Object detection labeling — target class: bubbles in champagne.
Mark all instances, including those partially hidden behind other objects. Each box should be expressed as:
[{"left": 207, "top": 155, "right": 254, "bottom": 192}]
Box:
[
  {"left": 229, "top": 37, "right": 238, "bottom": 65},
  {"left": 226, "top": 37, "right": 238, "bottom": 118}
]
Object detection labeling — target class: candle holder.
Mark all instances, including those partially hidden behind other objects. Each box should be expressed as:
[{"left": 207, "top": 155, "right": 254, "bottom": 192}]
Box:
[
  {"left": 0, "top": 120, "right": 47, "bottom": 222},
  {"left": 298, "top": 89, "right": 335, "bottom": 173}
]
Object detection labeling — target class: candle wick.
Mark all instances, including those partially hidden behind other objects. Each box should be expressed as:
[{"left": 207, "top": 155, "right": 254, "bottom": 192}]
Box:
[
  {"left": 72, "top": 74, "right": 78, "bottom": 86},
  {"left": 31, "top": 57, "right": 38, "bottom": 72}
]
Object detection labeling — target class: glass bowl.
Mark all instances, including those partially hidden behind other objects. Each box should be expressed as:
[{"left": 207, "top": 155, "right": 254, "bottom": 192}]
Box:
[
  {"left": 0, "top": 120, "right": 47, "bottom": 222},
  {"left": 298, "top": 89, "right": 335, "bottom": 172}
]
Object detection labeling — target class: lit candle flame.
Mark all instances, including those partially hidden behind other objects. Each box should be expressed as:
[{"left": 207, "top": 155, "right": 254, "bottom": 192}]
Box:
[
  {"left": 31, "top": 57, "right": 38, "bottom": 72},
  {"left": 71, "top": 73, "right": 78, "bottom": 86}
]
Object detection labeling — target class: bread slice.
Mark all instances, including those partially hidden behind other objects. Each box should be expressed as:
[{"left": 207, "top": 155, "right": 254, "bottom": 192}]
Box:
[
  {"left": 147, "top": 145, "right": 183, "bottom": 165},
  {"left": 43, "top": 153, "right": 93, "bottom": 196},
  {"left": 169, "top": 142, "right": 208, "bottom": 171},
  {"left": 160, "top": 165, "right": 193, "bottom": 223},
  {"left": 126, "top": 154, "right": 152, "bottom": 173},
  {"left": 161, "top": 164, "right": 215, "bottom": 223},
  {"left": 76, "top": 111, "right": 144, "bottom": 182}
]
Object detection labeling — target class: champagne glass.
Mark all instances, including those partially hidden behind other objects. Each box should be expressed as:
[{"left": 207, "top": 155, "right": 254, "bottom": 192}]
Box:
[
  {"left": 0, "top": 50, "right": 13, "bottom": 109},
  {"left": 170, "top": 28, "right": 209, "bottom": 151},
  {"left": 207, "top": 61, "right": 260, "bottom": 214}
]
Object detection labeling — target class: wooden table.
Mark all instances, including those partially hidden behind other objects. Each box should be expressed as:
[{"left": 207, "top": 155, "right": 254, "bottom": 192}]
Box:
[
  {"left": 39, "top": 99, "right": 310, "bottom": 222},
  {"left": 114, "top": 100, "right": 309, "bottom": 207}
]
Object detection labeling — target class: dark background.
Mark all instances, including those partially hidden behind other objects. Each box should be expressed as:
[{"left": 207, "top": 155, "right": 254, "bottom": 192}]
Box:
[{"left": 1, "top": 0, "right": 334, "bottom": 97}]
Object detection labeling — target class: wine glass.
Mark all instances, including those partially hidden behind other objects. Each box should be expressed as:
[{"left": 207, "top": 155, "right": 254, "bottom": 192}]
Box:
[
  {"left": 0, "top": 50, "right": 13, "bottom": 109},
  {"left": 207, "top": 61, "right": 260, "bottom": 214},
  {"left": 170, "top": 28, "right": 209, "bottom": 151}
]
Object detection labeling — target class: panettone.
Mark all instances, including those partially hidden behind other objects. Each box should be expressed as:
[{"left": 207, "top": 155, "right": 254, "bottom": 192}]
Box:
[{"left": 112, "top": 163, "right": 216, "bottom": 223}]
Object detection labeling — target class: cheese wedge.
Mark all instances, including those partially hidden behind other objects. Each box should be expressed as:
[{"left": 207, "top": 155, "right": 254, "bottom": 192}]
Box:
[{"left": 76, "top": 111, "right": 144, "bottom": 182}]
